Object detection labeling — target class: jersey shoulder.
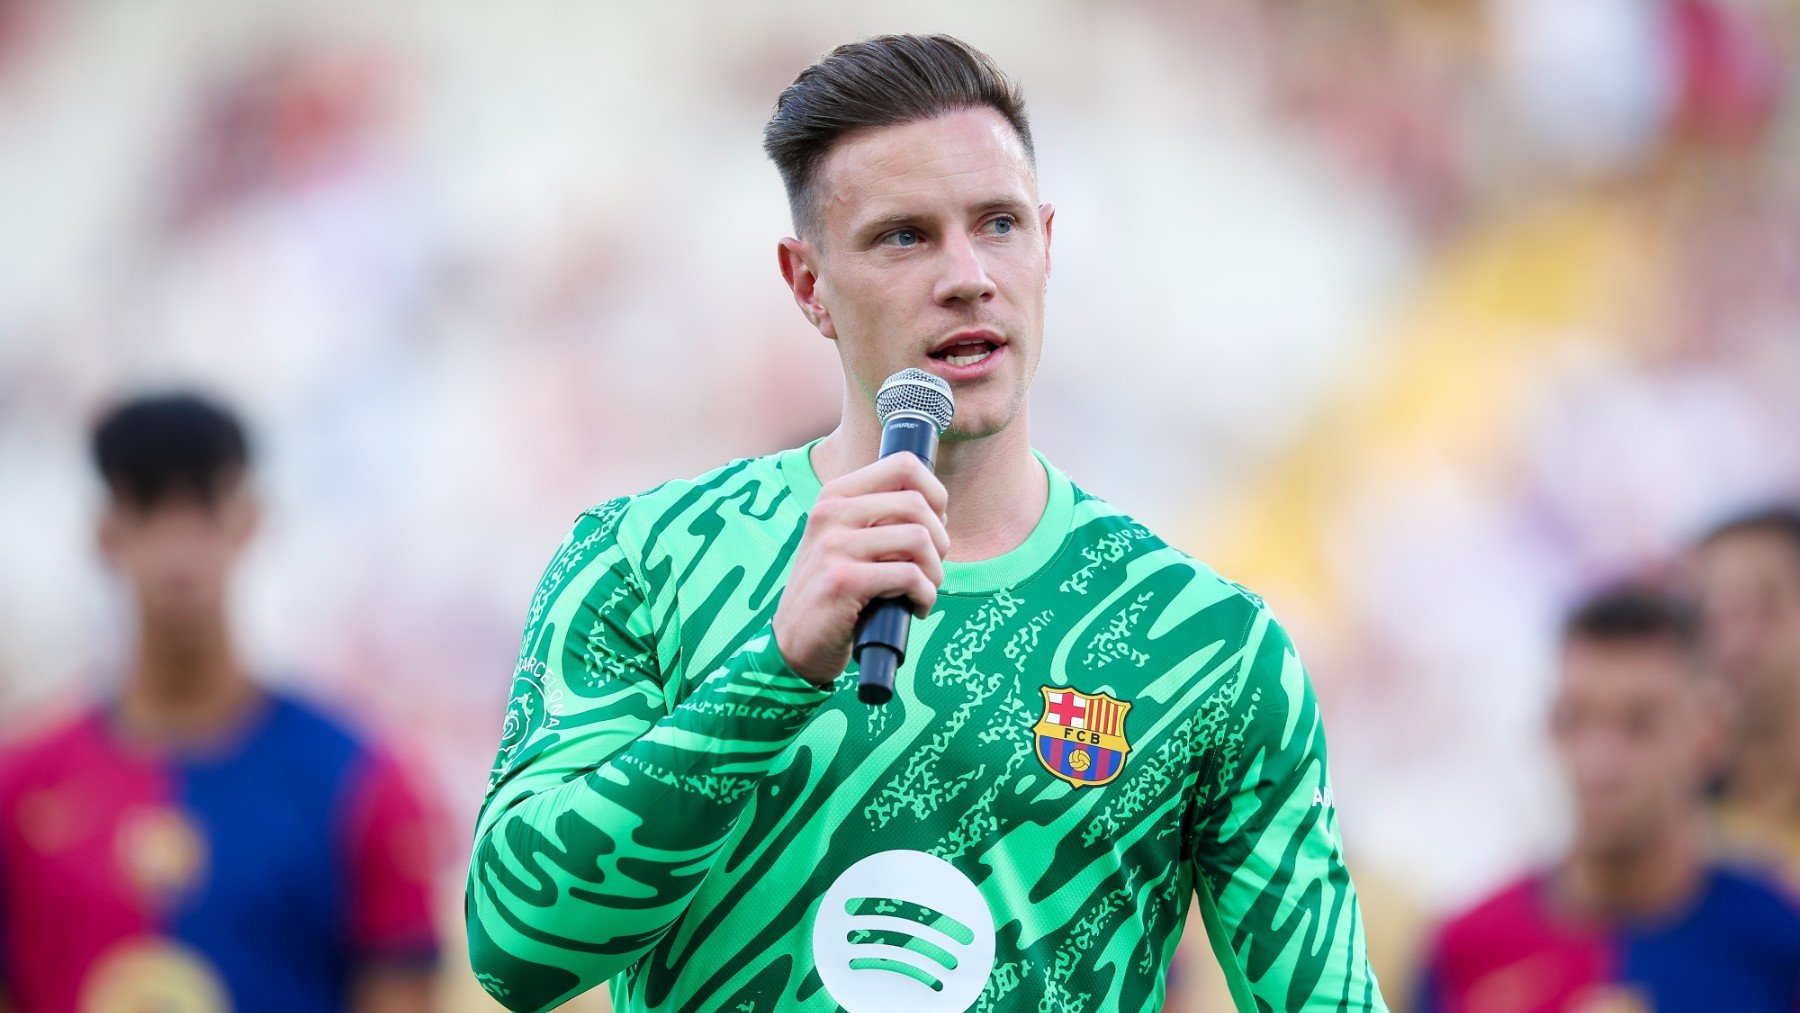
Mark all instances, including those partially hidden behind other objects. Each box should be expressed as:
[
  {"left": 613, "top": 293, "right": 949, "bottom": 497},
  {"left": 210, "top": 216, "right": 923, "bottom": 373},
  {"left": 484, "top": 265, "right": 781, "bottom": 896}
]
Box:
[
  {"left": 259, "top": 689, "right": 379, "bottom": 760},
  {"left": 1062, "top": 477, "right": 1274, "bottom": 626},
  {"left": 243, "top": 689, "right": 399, "bottom": 806},
  {"left": 1699, "top": 863, "right": 1800, "bottom": 939},
  {"left": 1433, "top": 874, "right": 1554, "bottom": 952},
  {"left": 0, "top": 706, "right": 107, "bottom": 798},
  {"left": 1421, "top": 873, "right": 1607, "bottom": 1005},
  {"left": 575, "top": 449, "right": 803, "bottom": 614},
  {"left": 581, "top": 451, "right": 795, "bottom": 560}
]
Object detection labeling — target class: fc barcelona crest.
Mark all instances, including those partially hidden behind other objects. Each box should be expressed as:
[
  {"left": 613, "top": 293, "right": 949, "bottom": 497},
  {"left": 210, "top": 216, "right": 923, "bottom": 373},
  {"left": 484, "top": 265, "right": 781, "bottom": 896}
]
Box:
[{"left": 1033, "top": 686, "right": 1132, "bottom": 788}]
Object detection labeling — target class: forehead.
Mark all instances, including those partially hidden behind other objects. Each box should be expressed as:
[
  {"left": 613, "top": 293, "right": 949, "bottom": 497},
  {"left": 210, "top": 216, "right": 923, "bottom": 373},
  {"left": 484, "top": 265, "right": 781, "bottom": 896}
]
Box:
[
  {"left": 815, "top": 107, "right": 1035, "bottom": 230},
  {"left": 1698, "top": 530, "right": 1800, "bottom": 588},
  {"left": 1558, "top": 640, "right": 1692, "bottom": 703}
]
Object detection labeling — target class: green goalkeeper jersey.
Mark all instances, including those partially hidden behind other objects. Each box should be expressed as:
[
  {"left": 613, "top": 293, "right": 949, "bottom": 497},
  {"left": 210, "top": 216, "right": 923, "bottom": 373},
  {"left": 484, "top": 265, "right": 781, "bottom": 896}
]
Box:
[{"left": 466, "top": 442, "right": 1387, "bottom": 1013}]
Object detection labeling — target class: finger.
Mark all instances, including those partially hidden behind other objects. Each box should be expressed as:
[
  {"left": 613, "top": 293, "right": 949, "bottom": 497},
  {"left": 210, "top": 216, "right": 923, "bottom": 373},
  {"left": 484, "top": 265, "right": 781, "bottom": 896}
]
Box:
[
  {"left": 843, "top": 561, "right": 939, "bottom": 616},
  {"left": 837, "top": 524, "right": 945, "bottom": 586},
  {"left": 820, "top": 453, "right": 948, "bottom": 518},
  {"left": 818, "top": 492, "right": 950, "bottom": 556}
]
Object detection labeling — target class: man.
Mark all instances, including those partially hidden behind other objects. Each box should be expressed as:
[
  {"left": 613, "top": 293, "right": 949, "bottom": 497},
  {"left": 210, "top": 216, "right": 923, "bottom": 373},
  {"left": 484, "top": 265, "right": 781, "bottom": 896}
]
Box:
[
  {"left": 1417, "top": 586, "right": 1800, "bottom": 1010},
  {"left": 1693, "top": 507, "right": 1800, "bottom": 876},
  {"left": 0, "top": 393, "right": 439, "bottom": 1012},
  {"left": 467, "top": 35, "right": 1384, "bottom": 1012}
]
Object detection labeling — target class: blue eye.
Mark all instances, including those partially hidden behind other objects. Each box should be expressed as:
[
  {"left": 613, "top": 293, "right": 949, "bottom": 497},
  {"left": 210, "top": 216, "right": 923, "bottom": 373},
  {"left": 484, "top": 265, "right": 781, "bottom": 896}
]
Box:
[
  {"left": 887, "top": 228, "right": 920, "bottom": 247},
  {"left": 990, "top": 216, "right": 1014, "bottom": 235}
]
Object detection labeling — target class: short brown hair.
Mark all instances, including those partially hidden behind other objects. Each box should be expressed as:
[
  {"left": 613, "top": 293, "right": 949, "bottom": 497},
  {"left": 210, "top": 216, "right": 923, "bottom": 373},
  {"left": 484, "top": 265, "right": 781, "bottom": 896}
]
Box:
[
  {"left": 1699, "top": 504, "right": 1800, "bottom": 561},
  {"left": 1563, "top": 584, "right": 1700, "bottom": 658},
  {"left": 763, "top": 34, "right": 1034, "bottom": 237}
]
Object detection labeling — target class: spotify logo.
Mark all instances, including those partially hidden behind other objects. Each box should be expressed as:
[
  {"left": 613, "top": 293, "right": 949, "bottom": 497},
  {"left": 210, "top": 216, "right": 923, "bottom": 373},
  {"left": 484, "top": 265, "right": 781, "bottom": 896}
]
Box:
[{"left": 812, "top": 850, "right": 997, "bottom": 1012}]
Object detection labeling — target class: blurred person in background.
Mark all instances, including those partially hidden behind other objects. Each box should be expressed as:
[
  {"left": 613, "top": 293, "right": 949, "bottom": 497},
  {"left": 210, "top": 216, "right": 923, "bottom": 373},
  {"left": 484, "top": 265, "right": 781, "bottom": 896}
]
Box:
[
  {"left": 1416, "top": 586, "right": 1800, "bottom": 1010},
  {"left": 1693, "top": 507, "right": 1800, "bottom": 879},
  {"left": 0, "top": 393, "right": 439, "bottom": 1013}
]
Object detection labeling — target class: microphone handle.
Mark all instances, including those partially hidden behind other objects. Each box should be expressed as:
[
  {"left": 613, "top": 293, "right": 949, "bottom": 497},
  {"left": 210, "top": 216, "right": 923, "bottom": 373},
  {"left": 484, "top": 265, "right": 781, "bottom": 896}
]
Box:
[{"left": 854, "top": 414, "right": 941, "bottom": 705}]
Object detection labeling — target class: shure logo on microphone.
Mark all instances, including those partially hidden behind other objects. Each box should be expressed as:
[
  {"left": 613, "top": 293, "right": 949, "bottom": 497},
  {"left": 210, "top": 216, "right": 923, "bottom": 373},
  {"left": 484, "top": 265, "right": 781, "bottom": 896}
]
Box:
[{"left": 812, "top": 850, "right": 996, "bottom": 1012}]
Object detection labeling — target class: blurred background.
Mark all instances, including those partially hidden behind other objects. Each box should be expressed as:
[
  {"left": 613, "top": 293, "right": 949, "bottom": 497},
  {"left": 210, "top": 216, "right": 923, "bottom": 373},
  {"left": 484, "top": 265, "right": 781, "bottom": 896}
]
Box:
[{"left": 1, "top": 0, "right": 1795, "bottom": 1008}]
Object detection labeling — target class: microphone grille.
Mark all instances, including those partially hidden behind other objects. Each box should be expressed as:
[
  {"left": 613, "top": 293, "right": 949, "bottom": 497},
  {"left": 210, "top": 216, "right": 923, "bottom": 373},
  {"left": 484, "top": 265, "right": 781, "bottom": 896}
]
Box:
[{"left": 876, "top": 368, "right": 954, "bottom": 433}]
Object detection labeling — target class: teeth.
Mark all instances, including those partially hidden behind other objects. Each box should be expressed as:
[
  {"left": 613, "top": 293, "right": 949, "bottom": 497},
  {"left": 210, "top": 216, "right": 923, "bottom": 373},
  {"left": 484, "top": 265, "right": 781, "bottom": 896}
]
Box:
[{"left": 944, "top": 349, "right": 992, "bottom": 367}]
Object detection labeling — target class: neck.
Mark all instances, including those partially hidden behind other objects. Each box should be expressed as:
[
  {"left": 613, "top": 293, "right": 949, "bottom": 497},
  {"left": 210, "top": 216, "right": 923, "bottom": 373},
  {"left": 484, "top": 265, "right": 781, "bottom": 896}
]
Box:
[
  {"left": 812, "top": 406, "right": 1048, "bottom": 563},
  {"left": 120, "top": 610, "right": 256, "bottom": 740},
  {"left": 1560, "top": 812, "right": 1706, "bottom": 919}
]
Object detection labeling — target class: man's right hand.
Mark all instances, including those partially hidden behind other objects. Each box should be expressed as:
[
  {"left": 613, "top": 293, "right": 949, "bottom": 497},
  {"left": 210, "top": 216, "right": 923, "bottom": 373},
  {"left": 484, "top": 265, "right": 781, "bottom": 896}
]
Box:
[{"left": 773, "top": 452, "right": 950, "bottom": 687}]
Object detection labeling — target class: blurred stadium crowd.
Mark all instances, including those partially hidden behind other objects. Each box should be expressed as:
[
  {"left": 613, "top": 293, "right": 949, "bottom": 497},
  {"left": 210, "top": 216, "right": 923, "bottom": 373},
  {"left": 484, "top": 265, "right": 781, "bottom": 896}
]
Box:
[{"left": 1, "top": 0, "right": 1797, "bottom": 1009}]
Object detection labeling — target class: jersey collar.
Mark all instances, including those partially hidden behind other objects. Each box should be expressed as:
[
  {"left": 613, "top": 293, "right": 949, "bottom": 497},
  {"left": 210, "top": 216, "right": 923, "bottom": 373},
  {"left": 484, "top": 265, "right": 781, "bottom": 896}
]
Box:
[{"left": 776, "top": 437, "right": 1075, "bottom": 596}]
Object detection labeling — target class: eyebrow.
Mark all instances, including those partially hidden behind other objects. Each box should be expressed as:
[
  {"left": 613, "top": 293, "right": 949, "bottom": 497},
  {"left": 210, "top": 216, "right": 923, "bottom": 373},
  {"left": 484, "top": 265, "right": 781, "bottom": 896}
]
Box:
[
  {"left": 853, "top": 195, "right": 1033, "bottom": 238},
  {"left": 857, "top": 211, "right": 920, "bottom": 238},
  {"left": 970, "top": 195, "right": 1033, "bottom": 216}
]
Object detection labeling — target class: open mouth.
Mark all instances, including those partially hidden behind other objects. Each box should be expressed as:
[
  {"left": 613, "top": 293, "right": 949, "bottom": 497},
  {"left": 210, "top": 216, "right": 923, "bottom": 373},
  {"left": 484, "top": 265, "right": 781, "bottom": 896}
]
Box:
[{"left": 929, "top": 338, "right": 1000, "bottom": 368}]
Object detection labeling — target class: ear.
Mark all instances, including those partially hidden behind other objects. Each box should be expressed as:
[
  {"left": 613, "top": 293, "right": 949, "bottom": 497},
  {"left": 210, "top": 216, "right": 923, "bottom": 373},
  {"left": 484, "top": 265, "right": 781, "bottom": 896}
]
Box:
[
  {"left": 778, "top": 237, "right": 836, "bottom": 340},
  {"left": 1039, "top": 202, "right": 1055, "bottom": 279}
]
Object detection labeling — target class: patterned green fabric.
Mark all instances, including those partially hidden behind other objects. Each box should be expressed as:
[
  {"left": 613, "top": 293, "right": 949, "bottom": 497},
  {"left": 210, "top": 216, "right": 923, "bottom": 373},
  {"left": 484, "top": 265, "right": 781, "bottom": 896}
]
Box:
[{"left": 467, "top": 442, "right": 1387, "bottom": 1013}]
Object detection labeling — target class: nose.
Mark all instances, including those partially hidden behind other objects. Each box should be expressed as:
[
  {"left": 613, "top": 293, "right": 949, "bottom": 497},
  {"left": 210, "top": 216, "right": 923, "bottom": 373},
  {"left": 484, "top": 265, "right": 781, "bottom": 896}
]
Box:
[
  {"left": 932, "top": 232, "right": 996, "bottom": 306},
  {"left": 1568, "top": 727, "right": 1633, "bottom": 793}
]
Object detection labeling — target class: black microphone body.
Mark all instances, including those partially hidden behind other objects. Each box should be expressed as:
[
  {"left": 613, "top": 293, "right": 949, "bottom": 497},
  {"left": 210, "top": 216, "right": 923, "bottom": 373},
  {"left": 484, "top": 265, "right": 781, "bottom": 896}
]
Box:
[
  {"left": 852, "top": 367, "right": 953, "bottom": 705},
  {"left": 853, "top": 414, "right": 940, "bottom": 705}
]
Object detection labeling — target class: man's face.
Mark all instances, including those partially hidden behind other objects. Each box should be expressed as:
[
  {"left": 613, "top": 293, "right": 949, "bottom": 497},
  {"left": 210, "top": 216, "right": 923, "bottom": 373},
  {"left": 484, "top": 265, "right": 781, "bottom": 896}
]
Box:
[
  {"left": 1549, "top": 639, "right": 1718, "bottom": 857},
  {"left": 100, "top": 485, "right": 256, "bottom": 636},
  {"left": 1693, "top": 531, "right": 1800, "bottom": 706},
  {"left": 781, "top": 108, "right": 1053, "bottom": 440}
]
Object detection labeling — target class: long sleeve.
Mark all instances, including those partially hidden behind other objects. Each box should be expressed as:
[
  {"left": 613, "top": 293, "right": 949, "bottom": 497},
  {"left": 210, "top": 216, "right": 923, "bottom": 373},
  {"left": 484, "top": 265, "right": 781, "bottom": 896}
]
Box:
[
  {"left": 465, "top": 504, "right": 831, "bottom": 1013},
  {"left": 1189, "top": 607, "right": 1388, "bottom": 1012}
]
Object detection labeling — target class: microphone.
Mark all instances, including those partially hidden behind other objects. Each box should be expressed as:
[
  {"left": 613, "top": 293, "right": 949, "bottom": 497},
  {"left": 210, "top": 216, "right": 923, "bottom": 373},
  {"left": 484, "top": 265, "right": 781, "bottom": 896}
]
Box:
[{"left": 854, "top": 368, "right": 955, "bottom": 705}]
